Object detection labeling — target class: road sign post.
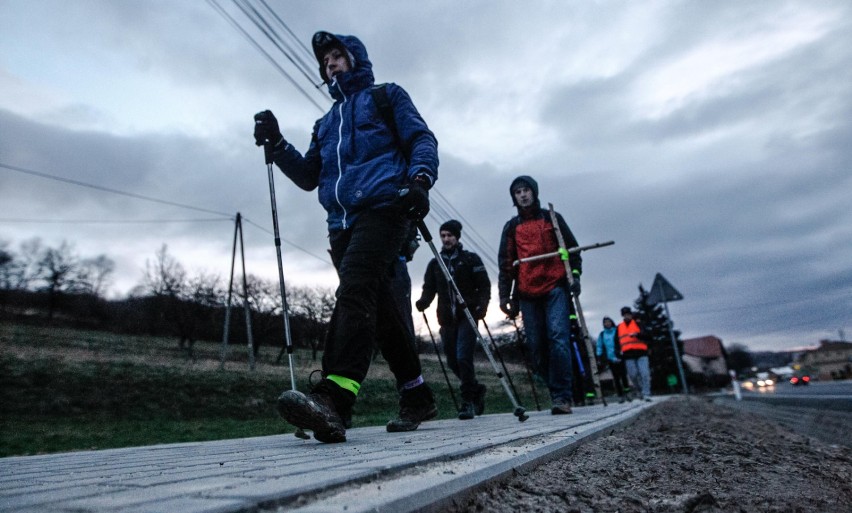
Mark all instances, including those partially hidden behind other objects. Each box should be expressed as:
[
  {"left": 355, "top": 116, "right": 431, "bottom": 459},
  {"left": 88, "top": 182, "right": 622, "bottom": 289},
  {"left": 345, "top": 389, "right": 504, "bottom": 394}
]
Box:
[{"left": 648, "top": 273, "right": 689, "bottom": 395}]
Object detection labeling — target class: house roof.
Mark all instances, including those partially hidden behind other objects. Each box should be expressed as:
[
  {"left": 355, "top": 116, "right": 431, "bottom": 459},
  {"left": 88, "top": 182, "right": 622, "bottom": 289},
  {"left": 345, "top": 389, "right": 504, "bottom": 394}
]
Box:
[
  {"left": 682, "top": 336, "right": 725, "bottom": 358},
  {"left": 816, "top": 340, "right": 852, "bottom": 352}
]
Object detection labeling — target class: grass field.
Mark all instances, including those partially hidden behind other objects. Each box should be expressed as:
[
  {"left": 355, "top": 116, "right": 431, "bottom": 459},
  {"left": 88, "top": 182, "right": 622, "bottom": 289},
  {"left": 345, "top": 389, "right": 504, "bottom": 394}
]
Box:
[{"left": 0, "top": 322, "right": 547, "bottom": 457}]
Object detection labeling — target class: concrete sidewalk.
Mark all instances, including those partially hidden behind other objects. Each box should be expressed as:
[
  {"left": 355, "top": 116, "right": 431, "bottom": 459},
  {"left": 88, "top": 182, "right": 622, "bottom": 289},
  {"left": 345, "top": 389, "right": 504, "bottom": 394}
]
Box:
[{"left": 0, "top": 399, "right": 660, "bottom": 513}]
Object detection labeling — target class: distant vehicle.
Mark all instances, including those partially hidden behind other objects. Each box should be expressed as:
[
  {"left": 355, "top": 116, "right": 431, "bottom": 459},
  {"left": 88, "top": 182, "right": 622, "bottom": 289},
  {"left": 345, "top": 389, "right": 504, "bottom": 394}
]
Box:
[
  {"left": 790, "top": 375, "right": 811, "bottom": 386},
  {"left": 755, "top": 372, "right": 775, "bottom": 388}
]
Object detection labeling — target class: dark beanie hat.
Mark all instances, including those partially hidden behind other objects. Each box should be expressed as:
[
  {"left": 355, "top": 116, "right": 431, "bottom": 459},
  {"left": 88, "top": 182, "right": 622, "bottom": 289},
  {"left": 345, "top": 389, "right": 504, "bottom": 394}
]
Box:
[
  {"left": 440, "top": 220, "right": 462, "bottom": 238},
  {"left": 621, "top": 306, "right": 632, "bottom": 315},
  {"left": 510, "top": 175, "right": 539, "bottom": 205}
]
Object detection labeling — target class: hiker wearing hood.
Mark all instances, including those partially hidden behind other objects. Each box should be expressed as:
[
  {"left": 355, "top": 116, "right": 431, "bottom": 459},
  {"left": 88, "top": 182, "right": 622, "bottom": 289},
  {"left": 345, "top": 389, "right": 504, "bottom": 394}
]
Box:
[
  {"left": 253, "top": 31, "right": 439, "bottom": 443},
  {"left": 497, "top": 176, "right": 582, "bottom": 415},
  {"left": 596, "top": 316, "right": 632, "bottom": 403},
  {"left": 416, "top": 220, "right": 490, "bottom": 420}
]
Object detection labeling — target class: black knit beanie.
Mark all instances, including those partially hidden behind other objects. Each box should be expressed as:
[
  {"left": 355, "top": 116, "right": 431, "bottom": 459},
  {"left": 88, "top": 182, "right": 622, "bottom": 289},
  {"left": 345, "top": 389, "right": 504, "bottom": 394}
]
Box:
[{"left": 439, "top": 220, "right": 462, "bottom": 239}]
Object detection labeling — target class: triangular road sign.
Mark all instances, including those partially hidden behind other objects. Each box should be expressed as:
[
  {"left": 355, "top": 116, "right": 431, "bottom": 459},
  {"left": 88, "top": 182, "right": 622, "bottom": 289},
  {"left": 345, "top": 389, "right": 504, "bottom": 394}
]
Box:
[{"left": 647, "top": 273, "right": 683, "bottom": 305}]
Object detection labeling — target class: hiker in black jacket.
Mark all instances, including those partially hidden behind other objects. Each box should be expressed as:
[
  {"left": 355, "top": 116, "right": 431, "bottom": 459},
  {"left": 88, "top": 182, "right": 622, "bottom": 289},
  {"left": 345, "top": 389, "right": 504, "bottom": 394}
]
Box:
[{"left": 416, "top": 220, "right": 490, "bottom": 419}]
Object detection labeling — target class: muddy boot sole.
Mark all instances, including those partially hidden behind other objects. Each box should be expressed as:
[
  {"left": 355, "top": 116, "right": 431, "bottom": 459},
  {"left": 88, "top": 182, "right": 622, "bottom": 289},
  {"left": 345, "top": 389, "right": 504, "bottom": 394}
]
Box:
[{"left": 277, "top": 390, "right": 346, "bottom": 443}]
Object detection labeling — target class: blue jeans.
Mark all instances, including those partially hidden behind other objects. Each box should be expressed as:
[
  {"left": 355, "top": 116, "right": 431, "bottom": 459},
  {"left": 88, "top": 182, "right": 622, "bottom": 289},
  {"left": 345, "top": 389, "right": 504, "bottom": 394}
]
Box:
[
  {"left": 520, "top": 286, "right": 573, "bottom": 403},
  {"left": 440, "top": 318, "right": 479, "bottom": 400},
  {"left": 625, "top": 356, "right": 651, "bottom": 398}
]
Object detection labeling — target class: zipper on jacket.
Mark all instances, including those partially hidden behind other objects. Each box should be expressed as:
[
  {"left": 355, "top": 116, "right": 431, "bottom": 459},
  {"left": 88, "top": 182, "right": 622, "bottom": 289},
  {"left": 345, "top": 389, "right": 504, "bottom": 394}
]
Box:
[{"left": 332, "top": 81, "right": 348, "bottom": 229}]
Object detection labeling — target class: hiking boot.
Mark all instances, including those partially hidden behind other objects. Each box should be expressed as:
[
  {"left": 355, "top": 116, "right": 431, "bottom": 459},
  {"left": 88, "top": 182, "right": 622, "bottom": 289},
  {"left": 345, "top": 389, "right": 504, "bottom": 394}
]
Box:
[
  {"left": 277, "top": 380, "right": 348, "bottom": 443},
  {"left": 386, "top": 384, "right": 437, "bottom": 432},
  {"left": 551, "top": 399, "right": 573, "bottom": 415},
  {"left": 457, "top": 401, "right": 475, "bottom": 420},
  {"left": 473, "top": 384, "right": 486, "bottom": 416}
]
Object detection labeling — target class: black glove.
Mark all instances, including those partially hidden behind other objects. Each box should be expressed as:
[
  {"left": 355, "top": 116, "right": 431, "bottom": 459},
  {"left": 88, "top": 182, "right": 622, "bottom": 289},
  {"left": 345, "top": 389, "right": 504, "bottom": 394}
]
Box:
[
  {"left": 415, "top": 298, "right": 429, "bottom": 312},
  {"left": 398, "top": 180, "right": 430, "bottom": 220},
  {"left": 254, "top": 110, "right": 283, "bottom": 147},
  {"left": 499, "top": 298, "right": 518, "bottom": 320},
  {"left": 570, "top": 276, "right": 581, "bottom": 297},
  {"left": 472, "top": 304, "right": 487, "bottom": 320}
]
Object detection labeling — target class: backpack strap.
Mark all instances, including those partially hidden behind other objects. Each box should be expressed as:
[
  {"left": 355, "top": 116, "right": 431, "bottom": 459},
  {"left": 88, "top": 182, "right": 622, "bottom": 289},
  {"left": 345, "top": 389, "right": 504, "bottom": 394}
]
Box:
[{"left": 371, "top": 83, "right": 411, "bottom": 164}]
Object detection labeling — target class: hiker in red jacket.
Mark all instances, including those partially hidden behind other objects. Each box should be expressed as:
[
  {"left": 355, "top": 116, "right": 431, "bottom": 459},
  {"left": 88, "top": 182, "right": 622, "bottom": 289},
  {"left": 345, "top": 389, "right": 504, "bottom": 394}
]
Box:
[{"left": 497, "top": 176, "right": 582, "bottom": 414}]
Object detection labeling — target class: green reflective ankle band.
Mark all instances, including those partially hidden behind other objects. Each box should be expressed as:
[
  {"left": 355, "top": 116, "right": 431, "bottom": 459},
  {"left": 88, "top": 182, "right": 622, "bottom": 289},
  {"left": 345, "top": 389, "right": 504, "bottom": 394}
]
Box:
[{"left": 327, "top": 374, "right": 361, "bottom": 395}]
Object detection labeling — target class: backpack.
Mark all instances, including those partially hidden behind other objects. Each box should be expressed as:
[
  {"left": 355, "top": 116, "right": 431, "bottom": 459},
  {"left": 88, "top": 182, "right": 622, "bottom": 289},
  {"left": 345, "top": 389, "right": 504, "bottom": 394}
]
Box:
[
  {"left": 370, "top": 84, "right": 411, "bottom": 164},
  {"left": 371, "top": 84, "right": 420, "bottom": 260}
]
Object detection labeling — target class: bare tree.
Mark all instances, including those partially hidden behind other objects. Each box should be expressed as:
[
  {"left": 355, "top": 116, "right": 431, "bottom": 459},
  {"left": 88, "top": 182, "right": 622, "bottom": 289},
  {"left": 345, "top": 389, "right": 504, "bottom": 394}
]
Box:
[
  {"left": 242, "top": 274, "right": 280, "bottom": 357},
  {"left": 0, "top": 241, "right": 15, "bottom": 313},
  {"left": 77, "top": 255, "right": 116, "bottom": 298},
  {"left": 0, "top": 241, "right": 16, "bottom": 290},
  {"left": 13, "top": 237, "right": 45, "bottom": 291},
  {"left": 36, "top": 241, "right": 80, "bottom": 319},
  {"left": 289, "top": 285, "right": 336, "bottom": 360},
  {"left": 143, "top": 244, "right": 186, "bottom": 297}
]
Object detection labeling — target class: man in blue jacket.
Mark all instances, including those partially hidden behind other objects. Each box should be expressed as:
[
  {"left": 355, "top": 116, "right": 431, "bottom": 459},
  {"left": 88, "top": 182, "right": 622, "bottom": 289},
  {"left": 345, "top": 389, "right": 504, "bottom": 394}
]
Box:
[{"left": 253, "top": 31, "right": 438, "bottom": 443}]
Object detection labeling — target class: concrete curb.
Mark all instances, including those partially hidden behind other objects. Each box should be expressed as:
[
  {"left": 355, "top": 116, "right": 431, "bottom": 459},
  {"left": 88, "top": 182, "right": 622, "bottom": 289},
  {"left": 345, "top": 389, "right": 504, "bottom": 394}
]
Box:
[{"left": 0, "top": 399, "right": 663, "bottom": 513}]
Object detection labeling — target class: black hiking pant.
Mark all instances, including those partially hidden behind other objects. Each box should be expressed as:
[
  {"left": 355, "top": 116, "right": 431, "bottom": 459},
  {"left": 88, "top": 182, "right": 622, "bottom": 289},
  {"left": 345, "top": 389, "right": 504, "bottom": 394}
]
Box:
[{"left": 323, "top": 209, "right": 423, "bottom": 389}]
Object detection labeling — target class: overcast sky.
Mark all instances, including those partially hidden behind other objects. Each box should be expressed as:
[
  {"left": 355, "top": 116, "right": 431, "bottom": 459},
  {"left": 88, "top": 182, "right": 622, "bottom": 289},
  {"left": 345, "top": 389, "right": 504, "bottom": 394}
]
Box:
[{"left": 1, "top": 0, "right": 850, "bottom": 352}]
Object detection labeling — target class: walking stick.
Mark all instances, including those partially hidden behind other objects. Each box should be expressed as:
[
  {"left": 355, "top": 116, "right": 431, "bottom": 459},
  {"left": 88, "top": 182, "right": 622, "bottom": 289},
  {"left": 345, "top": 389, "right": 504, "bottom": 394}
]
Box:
[
  {"left": 421, "top": 312, "right": 460, "bottom": 412},
  {"left": 547, "top": 203, "right": 608, "bottom": 407},
  {"left": 480, "top": 320, "right": 521, "bottom": 407},
  {"left": 262, "top": 140, "right": 309, "bottom": 439},
  {"left": 417, "top": 220, "right": 528, "bottom": 422},
  {"left": 511, "top": 319, "right": 542, "bottom": 411}
]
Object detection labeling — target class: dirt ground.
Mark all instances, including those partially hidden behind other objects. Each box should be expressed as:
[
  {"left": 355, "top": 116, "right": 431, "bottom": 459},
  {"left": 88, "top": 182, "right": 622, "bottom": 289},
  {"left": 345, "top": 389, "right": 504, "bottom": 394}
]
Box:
[{"left": 449, "top": 397, "right": 852, "bottom": 513}]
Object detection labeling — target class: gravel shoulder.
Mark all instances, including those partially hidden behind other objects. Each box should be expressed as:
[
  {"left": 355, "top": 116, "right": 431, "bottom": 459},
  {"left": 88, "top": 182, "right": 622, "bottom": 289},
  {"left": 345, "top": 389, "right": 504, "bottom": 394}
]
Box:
[{"left": 449, "top": 396, "right": 852, "bottom": 513}]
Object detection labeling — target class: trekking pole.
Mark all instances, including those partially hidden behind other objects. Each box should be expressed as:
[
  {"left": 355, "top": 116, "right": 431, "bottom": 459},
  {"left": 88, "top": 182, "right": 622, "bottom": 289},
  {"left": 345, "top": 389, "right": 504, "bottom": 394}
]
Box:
[
  {"left": 416, "top": 220, "right": 528, "bottom": 422},
  {"left": 421, "top": 312, "right": 460, "bottom": 412},
  {"left": 262, "top": 141, "right": 309, "bottom": 439},
  {"left": 547, "top": 203, "right": 608, "bottom": 407},
  {"left": 510, "top": 318, "right": 541, "bottom": 411},
  {"left": 480, "top": 320, "right": 521, "bottom": 407},
  {"left": 512, "top": 241, "right": 615, "bottom": 266}
]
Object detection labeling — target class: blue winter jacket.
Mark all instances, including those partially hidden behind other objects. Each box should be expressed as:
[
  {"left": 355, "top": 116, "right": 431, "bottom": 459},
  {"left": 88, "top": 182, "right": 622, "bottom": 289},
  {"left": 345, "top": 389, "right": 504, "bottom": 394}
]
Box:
[
  {"left": 596, "top": 327, "right": 620, "bottom": 362},
  {"left": 271, "top": 34, "right": 439, "bottom": 231}
]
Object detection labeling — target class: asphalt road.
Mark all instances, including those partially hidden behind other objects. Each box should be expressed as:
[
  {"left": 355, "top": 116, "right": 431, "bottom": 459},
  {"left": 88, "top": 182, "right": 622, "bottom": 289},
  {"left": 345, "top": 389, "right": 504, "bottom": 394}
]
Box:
[
  {"left": 736, "top": 379, "right": 852, "bottom": 411},
  {"left": 720, "top": 379, "right": 852, "bottom": 447}
]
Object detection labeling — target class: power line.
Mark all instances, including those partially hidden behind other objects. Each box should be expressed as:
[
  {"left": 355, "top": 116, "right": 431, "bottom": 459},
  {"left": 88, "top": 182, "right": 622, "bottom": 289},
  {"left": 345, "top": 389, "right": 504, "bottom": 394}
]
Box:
[
  {"left": 245, "top": 0, "right": 320, "bottom": 81},
  {"left": 433, "top": 188, "right": 499, "bottom": 268},
  {"left": 241, "top": 216, "right": 332, "bottom": 267},
  {"left": 426, "top": 188, "right": 500, "bottom": 278},
  {"left": 206, "top": 0, "right": 328, "bottom": 113},
  {"left": 256, "top": 0, "right": 316, "bottom": 64},
  {"left": 0, "top": 218, "right": 231, "bottom": 224},
  {"left": 230, "top": 0, "right": 329, "bottom": 99},
  {"left": 0, "top": 161, "right": 333, "bottom": 267},
  {"left": 1, "top": 162, "right": 233, "bottom": 218}
]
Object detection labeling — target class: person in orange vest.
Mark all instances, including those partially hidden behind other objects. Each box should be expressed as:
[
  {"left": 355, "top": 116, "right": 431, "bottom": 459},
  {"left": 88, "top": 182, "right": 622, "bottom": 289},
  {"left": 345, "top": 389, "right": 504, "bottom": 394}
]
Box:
[{"left": 617, "top": 306, "right": 652, "bottom": 401}]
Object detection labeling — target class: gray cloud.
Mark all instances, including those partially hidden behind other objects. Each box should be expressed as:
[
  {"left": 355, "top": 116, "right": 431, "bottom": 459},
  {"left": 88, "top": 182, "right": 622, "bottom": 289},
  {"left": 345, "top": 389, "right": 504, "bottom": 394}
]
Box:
[{"left": 1, "top": 1, "right": 849, "bottom": 351}]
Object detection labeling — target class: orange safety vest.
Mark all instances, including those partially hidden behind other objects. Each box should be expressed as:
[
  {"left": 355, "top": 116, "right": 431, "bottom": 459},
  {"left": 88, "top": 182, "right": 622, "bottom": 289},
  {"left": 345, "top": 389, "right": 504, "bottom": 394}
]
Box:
[{"left": 617, "top": 319, "right": 647, "bottom": 353}]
